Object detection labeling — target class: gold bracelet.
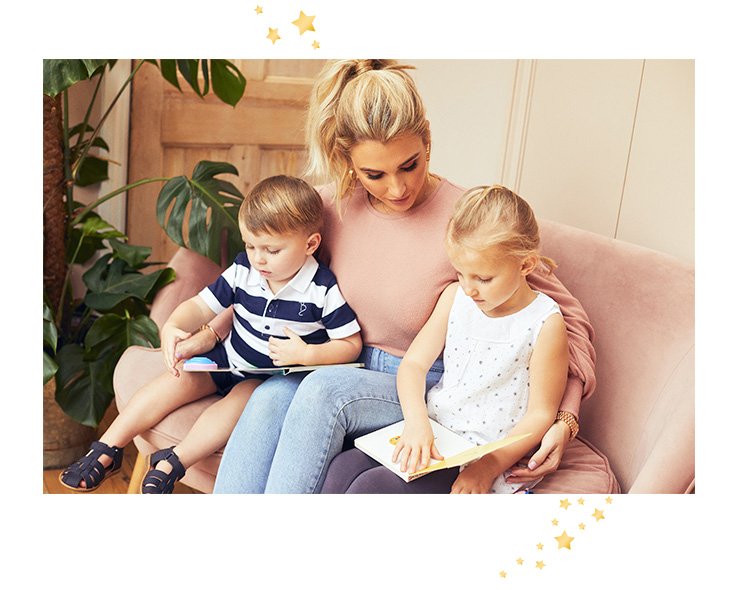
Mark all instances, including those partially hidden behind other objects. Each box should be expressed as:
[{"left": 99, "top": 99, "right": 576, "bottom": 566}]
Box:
[
  {"left": 200, "top": 324, "right": 222, "bottom": 344},
  {"left": 556, "top": 411, "right": 579, "bottom": 441}
]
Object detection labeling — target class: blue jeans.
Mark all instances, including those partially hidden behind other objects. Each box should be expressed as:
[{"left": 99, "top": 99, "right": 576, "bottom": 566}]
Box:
[{"left": 213, "top": 347, "right": 444, "bottom": 493}]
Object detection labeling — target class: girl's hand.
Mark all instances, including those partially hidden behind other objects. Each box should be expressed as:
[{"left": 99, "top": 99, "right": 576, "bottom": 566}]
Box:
[
  {"left": 160, "top": 324, "right": 192, "bottom": 377},
  {"left": 391, "top": 419, "right": 444, "bottom": 474},
  {"left": 268, "top": 327, "right": 308, "bottom": 366},
  {"left": 505, "top": 420, "right": 570, "bottom": 483},
  {"left": 451, "top": 460, "right": 497, "bottom": 494}
]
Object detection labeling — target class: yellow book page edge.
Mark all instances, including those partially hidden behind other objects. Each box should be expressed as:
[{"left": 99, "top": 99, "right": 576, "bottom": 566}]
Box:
[{"left": 409, "top": 432, "right": 532, "bottom": 480}]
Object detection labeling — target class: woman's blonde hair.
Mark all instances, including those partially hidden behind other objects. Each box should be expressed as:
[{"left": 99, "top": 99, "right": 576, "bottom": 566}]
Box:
[
  {"left": 447, "top": 185, "right": 556, "bottom": 272},
  {"left": 238, "top": 175, "right": 323, "bottom": 236},
  {"left": 305, "top": 59, "right": 430, "bottom": 203}
]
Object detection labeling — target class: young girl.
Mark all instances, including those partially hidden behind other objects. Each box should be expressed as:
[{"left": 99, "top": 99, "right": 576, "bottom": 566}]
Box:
[{"left": 322, "top": 185, "right": 569, "bottom": 494}]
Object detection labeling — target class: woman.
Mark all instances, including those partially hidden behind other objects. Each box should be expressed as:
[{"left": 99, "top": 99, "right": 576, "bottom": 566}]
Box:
[{"left": 182, "top": 59, "right": 596, "bottom": 493}]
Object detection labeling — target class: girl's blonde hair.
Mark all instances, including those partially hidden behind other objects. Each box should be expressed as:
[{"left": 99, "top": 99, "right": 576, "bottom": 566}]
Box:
[
  {"left": 447, "top": 185, "right": 557, "bottom": 272},
  {"left": 305, "top": 59, "right": 430, "bottom": 203},
  {"left": 239, "top": 175, "right": 323, "bottom": 236}
]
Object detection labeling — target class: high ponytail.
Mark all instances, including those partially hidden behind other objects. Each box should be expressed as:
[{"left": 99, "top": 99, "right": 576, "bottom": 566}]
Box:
[{"left": 305, "top": 59, "right": 430, "bottom": 205}]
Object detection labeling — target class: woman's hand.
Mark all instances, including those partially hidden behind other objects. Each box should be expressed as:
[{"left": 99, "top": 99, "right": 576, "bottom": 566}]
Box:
[
  {"left": 451, "top": 459, "right": 498, "bottom": 494},
  {"left": 160, "top": 324, "right": 193, "bottom": 377},
  {"left": 505, "top": 420, "right": 571, "bottom": 483},
  {"left": 391, "top": 419, "right": 443, "bottom": 474}
]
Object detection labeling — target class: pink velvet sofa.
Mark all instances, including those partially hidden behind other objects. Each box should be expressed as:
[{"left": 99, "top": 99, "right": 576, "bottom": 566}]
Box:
[{"left": 113, "top": 219, "right": 695, "bottom": 494}]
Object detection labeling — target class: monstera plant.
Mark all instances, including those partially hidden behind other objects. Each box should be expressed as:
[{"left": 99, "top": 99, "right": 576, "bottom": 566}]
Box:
[{"left": 43, "top": 59, "right": 247, "bottom": 429}]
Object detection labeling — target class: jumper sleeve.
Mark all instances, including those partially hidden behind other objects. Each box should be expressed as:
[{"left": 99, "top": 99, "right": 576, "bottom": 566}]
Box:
[{"left": 527, "top": 267, "right": 596, "bottom": 418}]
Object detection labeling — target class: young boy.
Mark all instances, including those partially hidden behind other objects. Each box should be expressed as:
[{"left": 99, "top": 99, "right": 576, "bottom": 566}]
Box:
[{"left": 60, "top": 175, "right": 363, "bottom": 493}]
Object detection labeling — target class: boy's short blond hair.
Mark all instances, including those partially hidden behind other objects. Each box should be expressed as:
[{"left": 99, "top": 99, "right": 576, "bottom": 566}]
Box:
[{"left": 238, "top": 175, "right": 323, "bottom": 236}]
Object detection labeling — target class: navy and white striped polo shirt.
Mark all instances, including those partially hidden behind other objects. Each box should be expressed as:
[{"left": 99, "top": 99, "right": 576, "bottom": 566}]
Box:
[{"left": 198, "top": 252, "right": 360, "bottom": 369}]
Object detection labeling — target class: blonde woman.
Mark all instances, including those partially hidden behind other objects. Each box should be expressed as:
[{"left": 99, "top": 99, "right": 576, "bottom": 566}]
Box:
[
  {"left": 323, "top": 186, "right": 568, "bottom": 493},
  {"left": 183, "top": 60, "right": 596, "bottom": 494}
]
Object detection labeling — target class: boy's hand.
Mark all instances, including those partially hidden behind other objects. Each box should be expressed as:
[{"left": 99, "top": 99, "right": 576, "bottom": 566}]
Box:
[
  {"left": 450, "top": 460, "right": 497, "bottom": 494},
  {"left": 391, "top": 419, "right": 444, "bottom": 474},
  {"left": 160, "top": 324, "right": 192, "bottom": 377},
  {"left": 268, "top": 327, "right": 308, "bottom": 366}
]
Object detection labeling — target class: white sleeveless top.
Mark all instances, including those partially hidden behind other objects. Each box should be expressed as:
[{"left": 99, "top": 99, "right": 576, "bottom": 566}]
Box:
[{"left": 427, "top": 288, "right": 561, "bottom": 493}]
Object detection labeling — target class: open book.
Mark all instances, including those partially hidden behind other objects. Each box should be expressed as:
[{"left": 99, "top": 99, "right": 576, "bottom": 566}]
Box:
[
  {"left": 183, "top": 356, "right": 364, "bottom": 376},
  {"left": 354, "top": 419, "right": 531, "bottom": 482}
]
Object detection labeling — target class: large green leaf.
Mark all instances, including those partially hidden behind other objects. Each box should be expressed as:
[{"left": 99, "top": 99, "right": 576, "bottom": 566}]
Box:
[
  {"left": 55, "top": 342, "right": 117, "bottom": 427},
  {"left": 44, "top": 352, "right": 59, "bottom": 385},
  {"left": 67, "top": 214, "right": 125, "bottom": 265},
  {"left": 43, "top": 59, "right": 112, "bottom": 97},
  {"left": 211, "top": 60, "right": 246, "bottom": 107},
  {"left": 157, "top": 161, "right": 244, "bottom": 264},
  {"left": 154, "top": 59, "right": 244, "bottom": 105},
  {"left": 43, "top": 301, "right": 59, "bottom": 384},
  {"left": 107, "top": 239, "right": 152, "bottom": 269},
  {"left": 82, "top": 255, "right": 176, "bottom": 311},
  {"left": 85, "top": 313, "right": 160, "bottom": 351}
]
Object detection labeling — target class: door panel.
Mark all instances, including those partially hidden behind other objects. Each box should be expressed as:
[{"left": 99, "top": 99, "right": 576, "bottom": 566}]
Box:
[{"left": 127, "top": 59, "right": 326, "bottom": 266}]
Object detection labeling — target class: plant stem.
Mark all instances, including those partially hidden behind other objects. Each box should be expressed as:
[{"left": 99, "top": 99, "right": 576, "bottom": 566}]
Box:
[
  {"left": 62, "top": 90, "right": 74, "bottom": 220},
  {"left": 55, "top": 231, "right": 86, "bottom": 329},
  {"left": 71, "top": 60, "right": 145, "bottom": 179},
  {"left": 71, "top": 177, "right": 169, "bottom": 225},
  {"left": 73, "top": 69, "right": 105, "bottom": 155}
]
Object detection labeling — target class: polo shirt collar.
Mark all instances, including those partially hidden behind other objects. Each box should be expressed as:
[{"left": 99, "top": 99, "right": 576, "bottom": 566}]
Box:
[{"left": 245, "top": 255, "right": 319, "bottom": 295}]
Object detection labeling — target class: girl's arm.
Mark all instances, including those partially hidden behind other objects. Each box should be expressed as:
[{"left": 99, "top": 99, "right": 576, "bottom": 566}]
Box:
[
  {"left": 160, "top": 295, "right": 217, "bottom": 376},
  {"left": 392, "top": 282, "right": 459, "bottom": 474},
  {"left": 451, "top": 313, "right": 569, "bottom": 494}
]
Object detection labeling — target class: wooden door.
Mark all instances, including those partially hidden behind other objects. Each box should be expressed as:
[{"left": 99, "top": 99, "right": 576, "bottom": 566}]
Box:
[{"left": 127, "top": 59, "right": 327, "bottom": 266}]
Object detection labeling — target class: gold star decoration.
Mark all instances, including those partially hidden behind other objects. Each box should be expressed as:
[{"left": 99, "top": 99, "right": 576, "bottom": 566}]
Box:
[
  {"left": 555, "top": 531, "right": 575, "bottom": 550},
  {"left": 551, "top": 518, "right": 559, "bottom": 526},
  {"left": 499, "top": 571, "right": 507, "bottom": 578},
  {"left": 579, "top": 522, "right": 586, "bottom": 530},
  {"left": 312, "top": 40, "right": 320, "bottom": 49},
  {"left": 266, "top": 28, "right": 280, "bottom": 44},
  {"left": 255, "top": 5, "right": 262, "bottom": 14},
  {"left": 592, "top": 508, "right": 605, "bottom": 522},
  {"left": 536, "top": 561, "right": 546, "bottom": 570},
  {"left": 560, "top": 498, "right": 571, "bottom": 510},
  {"left": 578, "top": 497, "right": 585, "bottom": 505},
  {"left": 606, "top": 496, "right": 613, "bottom": 504},
  {"left": 536, "top": 542, "right": 544, "bottom": 551},
  {"left": 516, "top": 558, "right": 524, "bottom": 566},
  {"left": 292, "top": 10, "right": 316, "bottom": 35}
]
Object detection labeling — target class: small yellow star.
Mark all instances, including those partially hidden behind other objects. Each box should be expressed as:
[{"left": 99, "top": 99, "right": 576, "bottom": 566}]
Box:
[
  {"left": 266, "top": 28, "right": 280, "bottom": 44},
  {"left": 536, "top": 561, "right": 546, "bottom": 570},
  {"left": 606, "top": 496, "right": 613, "bottom": 504},
  {"left": 536, "top": 542, "right": 544, "bottom": 551},
  {"left": 312, "top": 40, "right": 320, "bottom": 49},
  {"left": 292, "top": 10, "right": 316, "bottom": 35},
  {"left": 593, "top": 508, "right": 605, "bottom": 522},
  {"left": 499, "top": 570, "right": 507, "bottom": 578},
  {"left": 516, "top": 558, "right": 524, "bottom": 566},
  {"left": 578, "top": 497, "right": 585, "bottom": 505},
  {"left": 555, "top": 530, "right": 575, "bottom": 550},
  {"left": 560, "top": 498, "right": 571, "bottom": 510},
  {"left": 551, "top": 518, "right": 559, "bottom": 526},
  {"left": 579, "top": 522, "right": 586, "bottom": 530},
  {"left": 254, "top": 5, "right": 262, "bottom": 14}
]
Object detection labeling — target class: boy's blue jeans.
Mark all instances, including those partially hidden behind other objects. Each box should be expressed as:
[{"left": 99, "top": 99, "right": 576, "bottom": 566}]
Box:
[{"left": 213, "top": 347, "right": 444, "bottom": 493}]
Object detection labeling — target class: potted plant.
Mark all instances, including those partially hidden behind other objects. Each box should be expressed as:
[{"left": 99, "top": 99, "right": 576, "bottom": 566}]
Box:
[{"left": 42, "top": 59, "right": 247, "bottom": 467}]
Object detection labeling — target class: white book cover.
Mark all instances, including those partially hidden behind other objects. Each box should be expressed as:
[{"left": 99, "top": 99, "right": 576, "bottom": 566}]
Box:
[{"left": 354, "top": 419, "right": 530, "bottom": 482}]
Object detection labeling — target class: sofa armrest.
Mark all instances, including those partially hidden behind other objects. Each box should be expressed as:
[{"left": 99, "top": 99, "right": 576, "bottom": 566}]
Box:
[{"left": 149, "top": 247, "right": 224, "bottom": 329}]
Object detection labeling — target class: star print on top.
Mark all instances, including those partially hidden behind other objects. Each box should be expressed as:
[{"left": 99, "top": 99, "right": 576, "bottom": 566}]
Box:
[{"left": 426, "top": 288, "right": 561, "bottom": 493}]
